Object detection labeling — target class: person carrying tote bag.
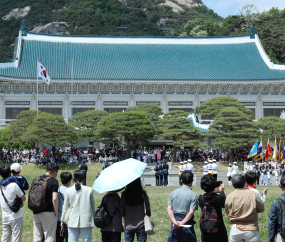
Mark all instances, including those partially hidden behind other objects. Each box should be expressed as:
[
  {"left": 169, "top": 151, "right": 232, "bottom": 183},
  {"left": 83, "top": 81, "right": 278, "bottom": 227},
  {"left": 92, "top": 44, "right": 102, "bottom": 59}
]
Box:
[
  {"left": 61, "top": 170, "right": 96, "bottom": 242},
  {"left": 120, "top": 178, "right": 151, "bottom": 242}
]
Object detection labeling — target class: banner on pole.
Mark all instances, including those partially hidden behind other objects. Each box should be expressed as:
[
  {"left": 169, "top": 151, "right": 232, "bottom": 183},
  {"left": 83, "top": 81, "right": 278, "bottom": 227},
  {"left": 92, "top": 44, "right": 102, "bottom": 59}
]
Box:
[{"left": 37, "top": 61, "right": 51, "bottom": 85}]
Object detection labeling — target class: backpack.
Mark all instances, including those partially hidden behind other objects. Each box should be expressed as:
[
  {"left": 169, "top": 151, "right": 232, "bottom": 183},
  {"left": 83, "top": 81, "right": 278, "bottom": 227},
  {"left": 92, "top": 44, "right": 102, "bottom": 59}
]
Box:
[
  {"left": 94, "top": 194, "right": 118, "bottom": 228},
  {"left": 277, "top": 198, "right": 285, "bottom": 238},
  {"left": 199, "top": 200, "right": 219, "bottom": 234},
  {"left": 28, "top": 176, "right": 51, "bottom": 212}
]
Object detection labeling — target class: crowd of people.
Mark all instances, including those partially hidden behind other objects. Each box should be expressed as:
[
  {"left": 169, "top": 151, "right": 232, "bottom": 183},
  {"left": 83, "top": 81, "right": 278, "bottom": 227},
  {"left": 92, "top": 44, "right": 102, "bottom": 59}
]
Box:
[
  {"left": 1, "top": 160, "right": 285, "bottom": 242},
  {"left": 0, "top": 146, "right": 251, "bottom": 165}
]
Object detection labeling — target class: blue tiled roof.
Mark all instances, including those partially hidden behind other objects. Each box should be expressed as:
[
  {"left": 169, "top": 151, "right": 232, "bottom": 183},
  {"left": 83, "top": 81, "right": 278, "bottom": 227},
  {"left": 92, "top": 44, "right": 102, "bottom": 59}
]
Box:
[{"left": 1, "top": 40, "right": 285, "bottom": 80}]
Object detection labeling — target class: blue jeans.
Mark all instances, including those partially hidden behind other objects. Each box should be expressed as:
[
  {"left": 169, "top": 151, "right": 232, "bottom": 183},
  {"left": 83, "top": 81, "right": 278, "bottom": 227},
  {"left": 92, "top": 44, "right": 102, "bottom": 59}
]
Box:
[
  {"left": 68, "top": 227, "right": 92, "bottom": 242},
  {"left": 125, "top": 227, "right": 147, "bottom": 242}
]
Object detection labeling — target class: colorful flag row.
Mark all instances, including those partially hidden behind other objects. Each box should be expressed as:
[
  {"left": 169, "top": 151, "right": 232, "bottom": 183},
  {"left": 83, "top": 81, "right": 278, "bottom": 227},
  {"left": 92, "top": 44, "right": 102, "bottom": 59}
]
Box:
[{"left": 248, "top": 139, "right": 285, "bottom": 162}]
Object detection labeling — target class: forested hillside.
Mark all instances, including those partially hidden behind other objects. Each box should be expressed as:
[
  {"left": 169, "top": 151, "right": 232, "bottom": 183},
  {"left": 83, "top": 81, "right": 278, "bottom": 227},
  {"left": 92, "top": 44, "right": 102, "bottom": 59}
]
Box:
[{"left": 0, "top": 0, "right": 285, "bottom": 65}]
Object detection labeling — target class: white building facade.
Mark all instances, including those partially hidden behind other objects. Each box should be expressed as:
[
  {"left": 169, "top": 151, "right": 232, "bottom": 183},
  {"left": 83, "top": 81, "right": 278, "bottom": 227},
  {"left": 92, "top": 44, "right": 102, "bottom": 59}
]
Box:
[{"left": 0, "top": 26, "right": 285, "bottom": 131}]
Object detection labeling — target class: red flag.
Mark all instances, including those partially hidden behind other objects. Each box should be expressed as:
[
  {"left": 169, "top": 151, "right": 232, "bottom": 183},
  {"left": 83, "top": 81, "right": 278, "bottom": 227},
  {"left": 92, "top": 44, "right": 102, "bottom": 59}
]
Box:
[{"left": 265, "top": 140, "right": 272, "bottom": 161}]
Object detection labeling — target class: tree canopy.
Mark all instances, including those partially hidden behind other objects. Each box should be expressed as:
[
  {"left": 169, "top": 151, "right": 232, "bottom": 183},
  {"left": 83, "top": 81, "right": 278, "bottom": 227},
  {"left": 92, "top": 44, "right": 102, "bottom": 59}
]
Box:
[
  {"left": 157, "top": 110, "right": 203, "bottom": 162},
  {"left": 97, "top": 111, "right": 155, "bottom": 158},
  {"left": 207, "top": 107, "right": 259, "bottom": 161},
  {"left": 194, "top": 96, "right": 254, "bottom": 119},
  {"left": 68, "top": 109, "right": 108, "bottom": 142},
  {"left": 126, "top": 104, "right": 163, "bottom": 125},
  {"left": 22, "top": 114, "right": 78, "bottom": 155},
  {"left": 257, "top": 116, "right": 285, "bottom": 141},
  {"left": 7, "top": 110, "right": 43, "bottom": 147}
]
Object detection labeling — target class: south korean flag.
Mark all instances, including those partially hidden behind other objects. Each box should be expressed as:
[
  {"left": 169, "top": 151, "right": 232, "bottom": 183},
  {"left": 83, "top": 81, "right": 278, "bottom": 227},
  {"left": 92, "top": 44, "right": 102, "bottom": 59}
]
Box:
[{"left": 37, "top": 61, "right": 51, "bottom": 85}]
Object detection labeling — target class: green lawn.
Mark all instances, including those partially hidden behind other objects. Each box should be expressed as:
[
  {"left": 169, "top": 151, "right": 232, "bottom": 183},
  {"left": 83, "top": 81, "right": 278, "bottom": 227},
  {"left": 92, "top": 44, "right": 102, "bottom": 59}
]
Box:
[{"left": 0, "top": 163, "right": 280, "bottom": 242}]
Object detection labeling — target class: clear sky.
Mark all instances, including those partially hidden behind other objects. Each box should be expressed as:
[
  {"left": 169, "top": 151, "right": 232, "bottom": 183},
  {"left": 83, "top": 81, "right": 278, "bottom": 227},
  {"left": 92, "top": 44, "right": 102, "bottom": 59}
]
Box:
[{"left": 202, "top": 0, "right": 285, "bottom": 18}]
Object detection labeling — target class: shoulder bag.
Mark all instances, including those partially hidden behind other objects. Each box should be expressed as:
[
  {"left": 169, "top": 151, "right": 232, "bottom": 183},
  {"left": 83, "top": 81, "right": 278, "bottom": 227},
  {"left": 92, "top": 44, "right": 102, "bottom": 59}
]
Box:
[
  {"left": 0, "top": 185, "right": 22, "bottom": 213},
  {"left": 143, "top": 197, "right": 155, "bottom": 235},
  {"left": 62, "top": 191, "right": 80, "bottom": 224}
]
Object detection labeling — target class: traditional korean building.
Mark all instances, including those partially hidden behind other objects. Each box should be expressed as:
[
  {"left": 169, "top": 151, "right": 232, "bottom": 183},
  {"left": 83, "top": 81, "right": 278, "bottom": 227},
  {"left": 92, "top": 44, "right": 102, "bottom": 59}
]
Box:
[{"left": 1, "top": 26, "right": 285, "bottom": 139}]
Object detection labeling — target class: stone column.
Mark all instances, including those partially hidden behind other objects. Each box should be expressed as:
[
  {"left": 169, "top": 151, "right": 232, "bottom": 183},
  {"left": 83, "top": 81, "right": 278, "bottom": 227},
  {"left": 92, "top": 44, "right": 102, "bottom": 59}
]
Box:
[
  {"left": 64, "top": 95, "right": 69, "bottom": 121},
  {"left": 97, "top": 95, "right": 102, "bottom": 110},
  {"left": 162, "top": 95, "right": 167, "bottom": 113},
  {"left": 193, "top": 94, "right": 199, "bottom": 109},
  {"left": 31, "top": 94, "right": 37, "bottom": 110},
  {"left": 256, "top": 95, "right": 262, "bottom": 119},
  {"left": 0, "top": 94, "right": 4, "bottom": 119},
  {"left": 129, "top": 95, "right": 135, "bottom": 107}
]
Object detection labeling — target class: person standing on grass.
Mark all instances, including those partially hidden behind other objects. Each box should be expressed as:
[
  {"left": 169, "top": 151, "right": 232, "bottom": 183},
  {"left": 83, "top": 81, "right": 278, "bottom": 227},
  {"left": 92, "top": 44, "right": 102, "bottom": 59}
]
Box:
[
  {"left": 0, "top": 165, "right": 26, "bottom": 242},
  {"left": 225, "top": 174, "right": 264, "bottom": 242},
  {"left": 268, "top": 176, "right": 285, "bottom": 242},
  {"left": 56, "top": 172, "right": 72, "bottom": 242},
  {"left": 61, "top": 170, "right": 96, "bottom": 242},
  {"left": 167, "top": 170, "right": 198, "bottom": 242},
  {"left": 120, "top": 178, "right": 151, "bottom": 242},
  {"left": 245, "top": 171, "right": 267, "bottom": 203},
  {"left": 32, "top": 163, "right": 59, "bottom": 242},
  {"left": 198, "top": 175, "right": 228, "bottom": 242}
]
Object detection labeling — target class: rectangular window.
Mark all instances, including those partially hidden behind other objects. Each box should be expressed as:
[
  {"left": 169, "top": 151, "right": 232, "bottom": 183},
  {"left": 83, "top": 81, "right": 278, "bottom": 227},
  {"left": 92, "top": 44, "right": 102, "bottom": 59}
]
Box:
[
  {"left": 263, "top": 102, "right": 285, "bottom": 106},
  {"left": 169, "top": 108, "right": 193, "bottom": 112},
  {"left": 136, "top": 102, "right": 160, "bottom": 106},
  {"left": 240, "top": 102, "right": 255, "bottom": 106},
  {"left": 72, "top": 108, "right": 94, "bottom": 116},
  {"left": 71, "top": 101, "right": 95, "bottom": 105},
  {"left": 6, "top": 108, "right": 29, "bottom": 119},
  {"left": 103, "top": 101, "right": 128, "bottom": 106},
  {"left": 104, "top": 108, "right": 126, "bottom": 113},
  {"left": 168, "top": 102, "right": 193, "bottom": 106},
  {"left": 264, "top": 108, "right": 284, "bottom": 117},
  {"left": 5, "top": 101, "right": 30, "bottom": 105},
  {"left": 38, "top": 101, "right": 63, "bottom": 105},
  {"left": 39, "top": 108, "right": 62, "bottom": 115}
]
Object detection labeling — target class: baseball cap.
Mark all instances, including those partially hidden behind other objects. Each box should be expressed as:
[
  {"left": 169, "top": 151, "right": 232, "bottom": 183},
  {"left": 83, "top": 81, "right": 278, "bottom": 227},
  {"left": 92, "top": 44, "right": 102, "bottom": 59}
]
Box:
[{"left": 11, "top": 163, "right": 22, "bottom": 173}]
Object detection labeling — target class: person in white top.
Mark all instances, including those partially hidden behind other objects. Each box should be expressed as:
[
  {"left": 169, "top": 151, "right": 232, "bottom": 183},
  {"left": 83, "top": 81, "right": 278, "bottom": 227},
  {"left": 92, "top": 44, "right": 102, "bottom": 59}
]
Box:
[
  {"left": 0, "top": 165, "right": 26, "bottom": 242},
  {"left": 227, "top": 164, "right": 233, "bottom": 186},
  {"left": 202, "top": 161, "right": 208, "bottom": 176},
  {"left": 247, "top": 160, "right": 254, "bottom": 171},
  {"left": 207, "top": 160, "right": 213, "bottom": 176},
  {"left": 245, "top": 171, "right": 267, "bottom": 203},
  {"left": 231, "top": 162, "right": 239, "bottom": 176},
  {"left": 187, "top": 159, "right": 193, "bottom": 173},
  {"left": 212, "top": 159, "right": 218, "bottom": 180},
  {"left": 273, "top": 162, "right": 280, "bottom": 185},
  {"left": 182, "top": 161, "right": 188, "bottom": 172}
]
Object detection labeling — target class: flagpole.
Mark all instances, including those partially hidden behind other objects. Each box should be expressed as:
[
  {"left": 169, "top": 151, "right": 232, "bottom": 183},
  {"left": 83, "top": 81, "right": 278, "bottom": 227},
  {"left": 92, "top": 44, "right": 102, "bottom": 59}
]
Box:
[
  {"left": 71, "top": 58, "right": 74, "bottom": 123},
  {"left": 37, "top": 58, "right": 39, "bottom": 117}
]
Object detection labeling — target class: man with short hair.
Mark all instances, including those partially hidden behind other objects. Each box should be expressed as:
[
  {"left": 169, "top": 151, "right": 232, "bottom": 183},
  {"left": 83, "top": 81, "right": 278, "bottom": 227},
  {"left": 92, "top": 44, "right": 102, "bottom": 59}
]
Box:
[
  {"left": 0, "top": 165, "right": 26, "bottom": 242},
  {"left": 56, "top": 172, "right": 72, "bottom": 242},
  {"left": 245, "top": 171, "right": 267, "bottom": 203},
  {"left": 269, "top": 176, "right": 285, "bottom": 241},
  {"left": 167, "top": 170, "right": 198, "bottom": 242},
  {"left": 225, "top": 174, "right": 264, "bottom": 242},
  {"left": 32, "top": 163, "right": 59, "bottom": 242}
]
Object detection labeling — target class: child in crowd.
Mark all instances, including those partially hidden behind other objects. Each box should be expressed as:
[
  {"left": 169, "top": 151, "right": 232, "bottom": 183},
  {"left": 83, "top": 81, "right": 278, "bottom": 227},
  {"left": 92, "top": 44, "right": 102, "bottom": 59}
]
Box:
[{"left": 0, "top": 163, "right": 29, "bottom": 194}]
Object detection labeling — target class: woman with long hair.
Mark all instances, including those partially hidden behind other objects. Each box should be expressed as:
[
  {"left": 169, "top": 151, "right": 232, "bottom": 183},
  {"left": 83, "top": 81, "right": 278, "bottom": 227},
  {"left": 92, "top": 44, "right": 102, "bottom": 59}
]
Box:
[
  {"left": 120, "top": 178, "right": 151, "bottom": 242},
  {"left": 61, "top": 170, "right": 96, "bottom": 242}
]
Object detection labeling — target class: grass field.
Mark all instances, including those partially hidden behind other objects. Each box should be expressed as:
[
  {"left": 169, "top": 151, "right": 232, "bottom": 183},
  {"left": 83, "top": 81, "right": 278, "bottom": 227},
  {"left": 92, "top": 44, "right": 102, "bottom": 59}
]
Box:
[{"left": 0, "top": 163, "right": 279, "bottom": 242}]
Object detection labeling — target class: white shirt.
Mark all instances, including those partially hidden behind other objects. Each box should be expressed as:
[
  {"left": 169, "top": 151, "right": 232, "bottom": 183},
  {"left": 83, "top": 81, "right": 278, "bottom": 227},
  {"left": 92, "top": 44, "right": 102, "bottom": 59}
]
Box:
[
  {"left": 178, "top": 165, "right": 183, "bottom": 174},
  {"left": 232, "top": 165, "right": 239, "bottom": 175},
  {"left": 0, "top": 183, "right": 24, "bottom": 222},
  {"left": 212, "top": 163, "right": 218, "bottom": 174},
  {"left": 187, "top": 163, "right": 194, "bottom": 172},
  {"left": 227, "top": 167, "right": 232, "bottom": 177},
  {"left": 182, "top": 164, "right": 187, "bottom": 171},
  {"left": 203, "top": 165, "right": 208, "bottom": 172}
]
